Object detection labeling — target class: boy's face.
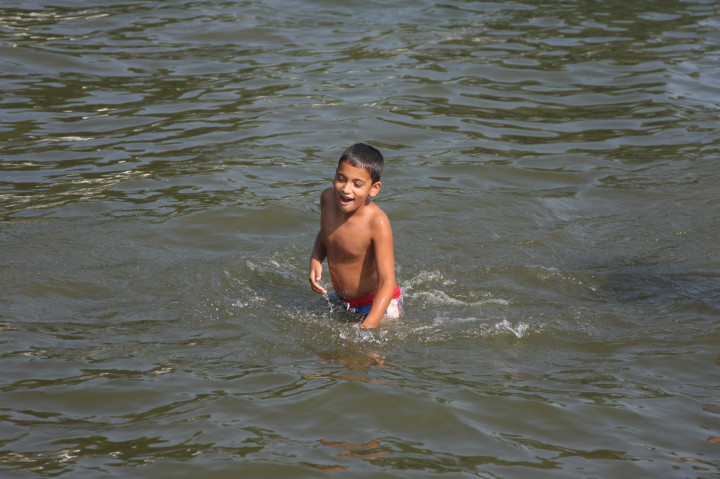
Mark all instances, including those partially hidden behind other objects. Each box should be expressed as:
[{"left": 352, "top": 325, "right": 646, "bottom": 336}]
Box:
[{"left": 333, "top": 161, "right": 381, "bottom": 214}]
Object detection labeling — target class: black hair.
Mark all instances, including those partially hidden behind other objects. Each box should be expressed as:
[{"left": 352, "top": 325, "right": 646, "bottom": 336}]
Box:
[{"left": 338, "top": 142, "right": 384, "bottom": 183}]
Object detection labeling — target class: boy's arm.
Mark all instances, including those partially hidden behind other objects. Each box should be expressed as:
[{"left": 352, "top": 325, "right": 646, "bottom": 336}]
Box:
[
  {"left": 360, "top": 214, "right": 396, "bottom": 329},
  {"left": 309, "top": 231, "right": 328, "bottom": 295},
  {"left": 309, "top": 189, "right": 329, "bottom": 295}
]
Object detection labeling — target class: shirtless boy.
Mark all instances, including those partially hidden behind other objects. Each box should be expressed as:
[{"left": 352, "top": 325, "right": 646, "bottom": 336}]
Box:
[{"left": 308, "top": 143, "right": 402, "bottom": 328}]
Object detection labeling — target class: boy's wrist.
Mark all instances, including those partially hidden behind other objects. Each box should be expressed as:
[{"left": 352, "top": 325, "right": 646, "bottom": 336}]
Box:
[{"left": 361, "top": 315, "right": 381, "bottom": 329}]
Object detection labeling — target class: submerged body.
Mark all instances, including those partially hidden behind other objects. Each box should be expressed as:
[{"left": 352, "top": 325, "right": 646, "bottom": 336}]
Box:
[{"left": 333, "top": 285, "right": 403, "bottom": 318}]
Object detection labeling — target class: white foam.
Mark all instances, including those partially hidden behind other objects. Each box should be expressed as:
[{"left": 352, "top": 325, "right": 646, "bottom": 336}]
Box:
[
  {"left": 494, "top": 319, "right": 531, "bottom": 338},
  {"left": 412, "top": 290, "right": 509, "bottom": 307}
]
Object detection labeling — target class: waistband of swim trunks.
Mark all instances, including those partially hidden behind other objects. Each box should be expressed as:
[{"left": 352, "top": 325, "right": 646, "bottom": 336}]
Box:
[{"left": 343, "top": 285, "right": 401, "bottom": 309}]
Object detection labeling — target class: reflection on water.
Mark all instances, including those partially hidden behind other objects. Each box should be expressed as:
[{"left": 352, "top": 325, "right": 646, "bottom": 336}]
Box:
[{"left": 2, "top": 0, "right": 720, "bottom": 477}]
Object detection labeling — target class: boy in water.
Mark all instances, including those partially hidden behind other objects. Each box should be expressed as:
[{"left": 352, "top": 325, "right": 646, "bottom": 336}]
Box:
[{"left": 309, "top": 143, "right": 403, "bottom": 328}]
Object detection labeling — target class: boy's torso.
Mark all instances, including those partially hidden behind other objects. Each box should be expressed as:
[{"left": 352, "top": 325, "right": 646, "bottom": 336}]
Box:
[{"left": 320, "top": 188, "right": 384, "bottom": 299}]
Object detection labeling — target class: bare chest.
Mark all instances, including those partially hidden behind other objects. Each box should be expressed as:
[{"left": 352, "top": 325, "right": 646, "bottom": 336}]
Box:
[{"left": 322, "top": 220, "right": 373, "bottom": 261}]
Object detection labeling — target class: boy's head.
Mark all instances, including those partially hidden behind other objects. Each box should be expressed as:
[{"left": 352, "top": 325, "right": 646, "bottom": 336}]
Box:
[{"left": 339, "top": 143, "right": 384, "bottom": 184}]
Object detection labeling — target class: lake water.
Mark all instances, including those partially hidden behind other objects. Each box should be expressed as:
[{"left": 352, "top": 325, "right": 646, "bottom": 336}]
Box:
[{"left": 1, "top": 0, "right": 719, "bottom": 477}]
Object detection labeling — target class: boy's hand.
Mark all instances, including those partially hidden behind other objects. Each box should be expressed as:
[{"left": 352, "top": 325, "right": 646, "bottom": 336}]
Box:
[
  {"left": 309, "top": 263, "right": 328, "bottom": 295},
  {"left": 360, "top": 317, "right": 380, "bottom": 329}
]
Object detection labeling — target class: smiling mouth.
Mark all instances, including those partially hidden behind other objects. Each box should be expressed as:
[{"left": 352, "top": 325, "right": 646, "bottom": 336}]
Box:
[{"left": 339, "top": 195, "right": 353, "bottom": 205}]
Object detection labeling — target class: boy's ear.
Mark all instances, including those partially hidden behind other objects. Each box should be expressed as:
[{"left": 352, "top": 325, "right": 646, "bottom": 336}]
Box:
[{"left": 369, "top": 181, "right": 382, "bottom": 197}]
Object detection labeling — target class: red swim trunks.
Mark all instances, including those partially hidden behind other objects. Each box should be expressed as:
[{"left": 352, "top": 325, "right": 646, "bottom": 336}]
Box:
[{"left": 340, "top": 285, "right": 403, "bottom": 317}]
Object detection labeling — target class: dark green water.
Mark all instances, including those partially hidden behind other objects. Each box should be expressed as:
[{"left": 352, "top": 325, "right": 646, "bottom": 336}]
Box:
[{"left": 1, "top": 0, "right": 719, "bottom": 477}]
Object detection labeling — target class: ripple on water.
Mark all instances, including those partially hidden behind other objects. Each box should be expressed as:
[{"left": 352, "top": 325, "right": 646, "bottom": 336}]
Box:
[{"left": 2, "top": 0, "right": 720, "bottom": 477}]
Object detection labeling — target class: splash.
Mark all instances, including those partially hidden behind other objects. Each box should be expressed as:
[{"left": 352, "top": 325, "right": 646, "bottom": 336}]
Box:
[
  {"left": 493, "top": 319, "right": 531, "bottom": 338},
  {"left": 412, "top": 290, "right": 509, "bottom": 307}
]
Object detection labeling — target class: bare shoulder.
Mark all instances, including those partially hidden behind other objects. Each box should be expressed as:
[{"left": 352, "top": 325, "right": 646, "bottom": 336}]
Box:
[
  {"left": 319, "top": 187, "right": 333, "bottom": 207},
  {"left": 320, "top": 187, "right": 333, "bottom": 199},
  {"left": 368, "top": 202, "right": 392, "bottom": 234}
]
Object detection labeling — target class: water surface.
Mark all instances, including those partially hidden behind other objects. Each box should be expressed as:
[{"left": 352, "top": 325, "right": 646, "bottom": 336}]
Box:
[{"left": 1, "top": 0, "right": 719, "bottom": 477}]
